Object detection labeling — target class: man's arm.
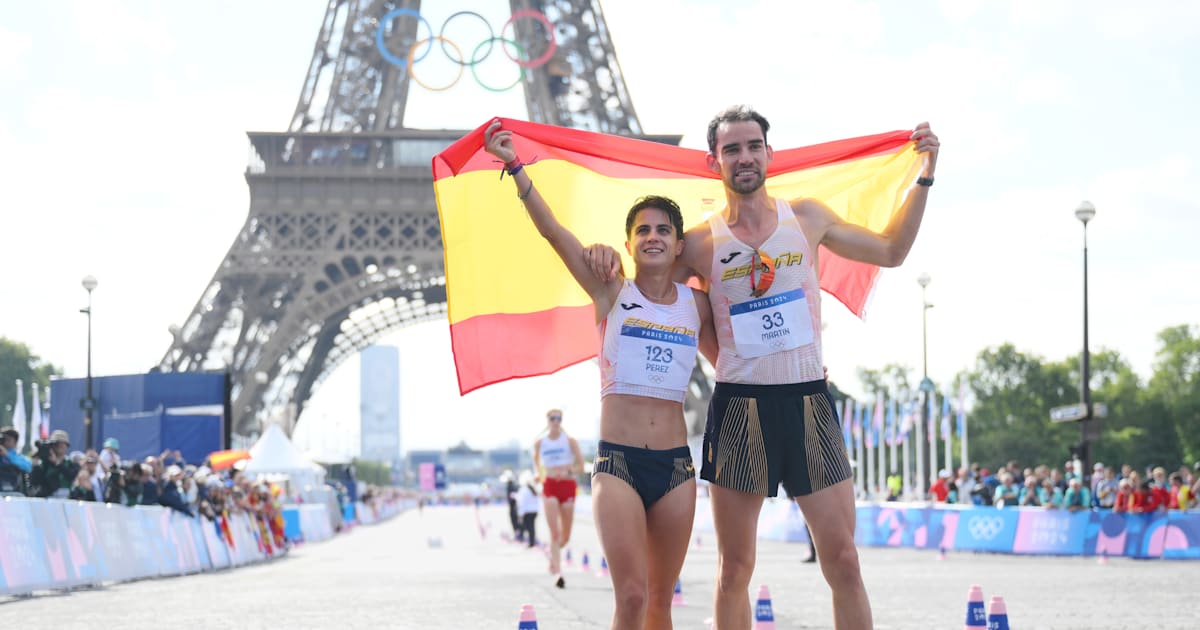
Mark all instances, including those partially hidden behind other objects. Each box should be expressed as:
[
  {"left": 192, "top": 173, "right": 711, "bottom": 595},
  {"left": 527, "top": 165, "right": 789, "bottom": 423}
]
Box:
[{"left": 801, "top": 122, "right": 940, "bottom": 267}]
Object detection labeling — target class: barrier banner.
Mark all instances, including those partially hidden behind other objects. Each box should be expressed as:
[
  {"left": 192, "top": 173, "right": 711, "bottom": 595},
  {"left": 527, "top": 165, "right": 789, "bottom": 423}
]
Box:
[
  {"left": 28, "top": 498, "right": 78, "bottom": 588},
  {"left": 202, "top": 517, "right": 232, "bottom": 569},
  {"left": 91, "top": 503, "right": 141, "bottom": 582},
  {"left": 60, "top": 501, "right": 106, "bottom": 585},
  {"left": 132, "top": 506, "right": 171, "bottom": 576},
  {"left": 186, "top": 514, "right": 214, "bottom": 571},
  {"left": 0, "top": 497, "right": 53, "bottom": 595},
  {"left": 722, "top": 499, "right": 1200, "bottom": 559}
]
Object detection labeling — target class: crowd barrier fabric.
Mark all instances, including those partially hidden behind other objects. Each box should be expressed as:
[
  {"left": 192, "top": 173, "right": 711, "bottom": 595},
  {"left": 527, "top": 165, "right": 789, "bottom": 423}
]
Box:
[{"left": 695, "top": 497, "right": 1200, "bottom": 559}]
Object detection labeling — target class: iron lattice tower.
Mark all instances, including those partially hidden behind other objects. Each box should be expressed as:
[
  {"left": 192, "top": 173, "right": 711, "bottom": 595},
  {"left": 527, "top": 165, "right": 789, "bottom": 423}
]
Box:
[{"left": 159, "top": 0, "right": 706, "bottom": 438}]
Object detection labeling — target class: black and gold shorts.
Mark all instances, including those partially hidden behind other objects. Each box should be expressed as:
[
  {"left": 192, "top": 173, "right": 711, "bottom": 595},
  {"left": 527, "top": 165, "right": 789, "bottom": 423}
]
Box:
[
  {"left": 699, "top": 380, "right": 851, "bottom": 498},
  {"left": 592, "top": 440, "right": 694, "bottom": 509}
]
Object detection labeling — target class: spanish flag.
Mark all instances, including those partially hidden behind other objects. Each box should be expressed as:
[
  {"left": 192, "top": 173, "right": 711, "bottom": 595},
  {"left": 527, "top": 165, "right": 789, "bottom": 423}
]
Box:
[{"left": 433, "top": 118, "right": 923, "bottom": 395}]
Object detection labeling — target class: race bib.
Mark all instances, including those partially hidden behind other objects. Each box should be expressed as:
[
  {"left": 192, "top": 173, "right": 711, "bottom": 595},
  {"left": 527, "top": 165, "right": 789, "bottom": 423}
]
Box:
[
  {"left": 730, "top": 288, "right": 813, "bottom": 358},
  {"left": 615, "top": 322, "right": 697, "bottom": 391}
]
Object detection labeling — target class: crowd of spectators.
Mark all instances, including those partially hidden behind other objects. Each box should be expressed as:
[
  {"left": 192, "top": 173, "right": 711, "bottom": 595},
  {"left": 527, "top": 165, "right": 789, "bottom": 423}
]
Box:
[
  {"left": 0, "top": 426, "right": 299, "bottom": 553},
  {"left": 924, "top": 459, "right": 1198, "bottom": 512}
]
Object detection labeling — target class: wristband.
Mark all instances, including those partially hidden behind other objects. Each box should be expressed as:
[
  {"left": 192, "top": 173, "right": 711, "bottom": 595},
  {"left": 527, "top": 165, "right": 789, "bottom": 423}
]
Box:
[
  {"left": 518, "top": 179, "right": 534, "bottom": 200},
  {"left": 916, "top": 176, "right": 934, "bottom": 187}
]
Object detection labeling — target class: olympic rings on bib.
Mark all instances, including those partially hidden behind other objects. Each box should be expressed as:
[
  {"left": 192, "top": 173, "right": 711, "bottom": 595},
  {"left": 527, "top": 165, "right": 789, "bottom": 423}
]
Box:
[{"left": 375, "top": 8, "right": 557, "bottom": 92}]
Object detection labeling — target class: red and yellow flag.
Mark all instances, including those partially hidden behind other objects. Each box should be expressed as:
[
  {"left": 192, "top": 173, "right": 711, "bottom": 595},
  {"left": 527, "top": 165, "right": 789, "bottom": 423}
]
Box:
[{"left": 433, "top": 118, "right": 923, "bottom": 395}]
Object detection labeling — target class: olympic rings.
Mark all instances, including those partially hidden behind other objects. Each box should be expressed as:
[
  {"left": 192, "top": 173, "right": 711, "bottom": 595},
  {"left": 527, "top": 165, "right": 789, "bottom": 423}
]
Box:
[
  {"left": 472, "top": 38, "right": 525, "bottom": 93},
  {"left": 375, "top": 8, "right": 558, "bottom": 92},
  {"left": 376, "top": 9, "right": 433, "bottom": 68},
  {"left": 408, "top": 36, "right": 464, "bottom": 92},
  {"left": 439, "top": 11, "right": 493, "bottom": 67},
  {"left": 500, "top": 10, "right": 557, "bottom": 69}
]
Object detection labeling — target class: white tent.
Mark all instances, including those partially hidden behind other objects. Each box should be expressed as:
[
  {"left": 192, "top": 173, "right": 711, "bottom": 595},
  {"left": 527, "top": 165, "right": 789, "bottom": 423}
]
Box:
[{"left": 245, "top": 423, "right": 322, "bottom": 475}]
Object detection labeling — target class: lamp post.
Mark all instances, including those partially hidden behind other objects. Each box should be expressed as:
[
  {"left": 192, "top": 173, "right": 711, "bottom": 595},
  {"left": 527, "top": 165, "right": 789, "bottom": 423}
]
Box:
[
  {"left": 1075, "top": 201, "right": 1096, "bottom": 475},
  {"left": 917, "top": 272, "right": 933, "bottom": 497},
  {"left": 81, "top": 275, "right": 98, "bottom": 451}
]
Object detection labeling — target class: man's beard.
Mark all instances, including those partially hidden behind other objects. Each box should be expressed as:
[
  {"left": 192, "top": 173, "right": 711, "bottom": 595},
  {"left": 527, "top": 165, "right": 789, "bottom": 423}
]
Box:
[{"left": 728, "top": 169, "right": 765, "bottom": 195}]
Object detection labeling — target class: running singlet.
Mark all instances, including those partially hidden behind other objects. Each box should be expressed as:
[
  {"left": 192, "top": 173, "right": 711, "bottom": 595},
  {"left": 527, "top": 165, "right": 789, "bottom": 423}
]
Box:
[
  {"left": 707, "top": 198, "right": 824, "bottom": 384},
  {"left": 539, "top": 433, "right": 575, "bottom": 469},
  {"left": 599, "top": 279, "right": 700, "bottom": 403}
]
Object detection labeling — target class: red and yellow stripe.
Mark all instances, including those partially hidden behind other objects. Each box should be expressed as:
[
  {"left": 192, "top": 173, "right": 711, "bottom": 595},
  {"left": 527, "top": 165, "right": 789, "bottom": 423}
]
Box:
[{"left": 433, "top": 118, "right": 922, "bottom": 394}]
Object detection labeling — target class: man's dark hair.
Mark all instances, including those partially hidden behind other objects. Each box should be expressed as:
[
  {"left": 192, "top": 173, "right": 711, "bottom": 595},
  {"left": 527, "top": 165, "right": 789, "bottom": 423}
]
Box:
[
  {"left": 625, "top": 195, "right": 684, "bottom": 239},
  {"left": 707, "top": 105, "right": 771, "bottom": 154}
]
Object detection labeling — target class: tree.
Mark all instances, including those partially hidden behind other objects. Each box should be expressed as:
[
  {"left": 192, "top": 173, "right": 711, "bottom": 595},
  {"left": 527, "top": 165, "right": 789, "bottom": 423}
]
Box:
[
  {"left": 1146, "top": 325, "right": 1200, "bottom": 464},
  {"left": 961, "top": 344, "right": 1078, "bottom": 469},
  {"left": 0, "top": 338, "right": 63, "bottom": 441}
]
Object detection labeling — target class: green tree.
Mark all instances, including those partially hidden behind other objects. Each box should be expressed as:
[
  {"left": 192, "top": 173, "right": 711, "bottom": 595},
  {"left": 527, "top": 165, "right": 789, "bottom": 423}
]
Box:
[
  {"left": 961, "top": 344, "right": 1078, "bottom": 469},
  {"left": 0, "top": 338, "right": 63, "bottom": 445},
  {"left": 1146, "top": 324, "right": 1200, "bottom": 464}
]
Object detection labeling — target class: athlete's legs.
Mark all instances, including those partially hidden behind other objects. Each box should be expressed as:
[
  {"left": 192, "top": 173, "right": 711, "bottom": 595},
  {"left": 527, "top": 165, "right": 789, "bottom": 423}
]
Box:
[
  {"left": 710, "top": 484, "right": 764, "bottom": 630},
  {"left": 559, "top": 498, "right": 576, "bottom": 547},
  {"left": 794, "top": 479, "right": 871, "bottom": 630},
  {"left": 593, "top": 473, "right": 649, "bottom": 628},
  {"left": 645, "top": 478, "right": 696, "bottom": 630},
  {"left": 543, "top": 496, "right": 563, "bottom": 574}
]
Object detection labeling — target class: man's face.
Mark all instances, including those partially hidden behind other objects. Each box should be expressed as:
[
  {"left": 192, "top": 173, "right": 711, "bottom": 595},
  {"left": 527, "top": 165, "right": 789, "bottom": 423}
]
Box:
[
  {"left": 709, "top": 120, "right": 772, "bottom": 195},
  {"left": 1, "top": 435, "right": 15, "bottom": 449},
  {"left": 53, "top": 441, "right": 69, "bottom": 456}
]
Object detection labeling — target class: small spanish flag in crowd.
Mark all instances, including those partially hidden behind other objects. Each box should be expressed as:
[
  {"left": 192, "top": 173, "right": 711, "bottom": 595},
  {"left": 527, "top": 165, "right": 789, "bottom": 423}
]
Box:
[{"left": 433, "top": 118, "right": 923, "bottom": 395}]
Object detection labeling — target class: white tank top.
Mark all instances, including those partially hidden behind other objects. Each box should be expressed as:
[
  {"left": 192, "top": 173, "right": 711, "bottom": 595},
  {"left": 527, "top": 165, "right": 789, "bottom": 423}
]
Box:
[
  {"left": 707, "top": 198, "right": 824, "bottom": 384},
  {"left": 538, "top": 433, "right": 574, "bottom": 468},
  {"left": 598, "top": 279, "right": 700, "bottom": 403}
]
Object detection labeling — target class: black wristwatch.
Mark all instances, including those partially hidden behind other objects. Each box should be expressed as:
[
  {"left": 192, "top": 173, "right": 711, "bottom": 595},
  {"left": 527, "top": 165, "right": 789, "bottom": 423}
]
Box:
[{"left": 916, "top": 176, "right": 934, "bottom": 187}]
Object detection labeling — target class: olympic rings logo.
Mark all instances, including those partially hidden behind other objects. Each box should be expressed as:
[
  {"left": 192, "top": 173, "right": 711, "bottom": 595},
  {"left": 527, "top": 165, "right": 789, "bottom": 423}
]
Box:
[
  {"left": 374, "top": 9, "right": 558, "bottom": 92},
  {"left": 966, "top": 515, "right": 1004, "bottom": 540}
]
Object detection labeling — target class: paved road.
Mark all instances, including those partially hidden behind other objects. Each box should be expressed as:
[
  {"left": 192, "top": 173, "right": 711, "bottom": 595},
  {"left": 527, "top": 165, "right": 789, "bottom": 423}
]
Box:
[{"left": 2, "top": 503, "right": 1194, "bottom": 628}]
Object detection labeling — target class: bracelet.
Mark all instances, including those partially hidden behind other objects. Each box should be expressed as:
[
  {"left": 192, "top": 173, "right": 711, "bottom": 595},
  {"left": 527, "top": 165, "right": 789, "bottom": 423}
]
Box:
[
  {"left": 507, "top": 163, "right": 524, "bottom": 177},
  {"left": 518, "top": 179, "right": 534, "bottom": 201},
  {"left": 916, "top": 176, "right": 934, "bottom": 187}
]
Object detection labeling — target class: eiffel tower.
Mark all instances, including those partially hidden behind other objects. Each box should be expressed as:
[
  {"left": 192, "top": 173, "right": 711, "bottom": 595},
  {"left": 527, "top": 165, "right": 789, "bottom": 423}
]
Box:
[{"left": 158, "top": 0, "right": 711, "bottom": 438}]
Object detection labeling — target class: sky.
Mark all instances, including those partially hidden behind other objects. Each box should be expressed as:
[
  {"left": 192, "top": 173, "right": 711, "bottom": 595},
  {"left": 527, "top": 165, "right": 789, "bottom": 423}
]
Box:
[{"left": 2, "top": 1, "right": 1198, "bottom": 457}]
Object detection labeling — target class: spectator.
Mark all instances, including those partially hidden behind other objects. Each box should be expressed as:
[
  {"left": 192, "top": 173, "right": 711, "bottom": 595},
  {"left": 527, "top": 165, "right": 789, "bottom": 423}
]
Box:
[
  {"left": 1095, "top": 467, "right": 1119, "bottom": 509},
  {"left": 68, "top": 468, "right": 96, "bottom": 502},
  {"left": 1040, "top": 478, "right": 1063, "bottom": 508},
  {"left": 141, "top": 457, "right": 163, "bottom": 505},
  {"left": 31, "top": 430, "right": 79, "bottom": 498},
  {"left": 81, "top": 453, "right": 105, "bottom": 502},
  {"left": 158, "top": 465, "right": 193, "bottom": 516},
  {"left": 1113, "top": 479, "right": 1134, "bottom": 513},
  {"left": 121, "top": 463, "right": 145, "bottom": 506},
  {"left": 955, "top": 468, "right": 977, "bottom": 505},
  {"left": 993, "top": 472, "right": 1019, "bottom": 507},
  {"left": 1151, "top": 466, "right": 1169, "bottom": 490},
  {"left": 1168, "top": 473, "right": 1190, "bottom": 510},
  {"left": 1062, "top": 478, "right": 1092, "bottom": 512},
  {"left": 0, "top": 425, "right": 33, "bottom": 495},
  {"left": 515, "top": 470, "right": 539, "bottom": 548},
  {"left": 1018, "top": 476, "right": 1042, "bottom": 507},
  {"left": 930, "top": 470, "right": 951, "bottom": 502},
  {"left": 98, "top": 437, "right": 120, "bottom": 473}
]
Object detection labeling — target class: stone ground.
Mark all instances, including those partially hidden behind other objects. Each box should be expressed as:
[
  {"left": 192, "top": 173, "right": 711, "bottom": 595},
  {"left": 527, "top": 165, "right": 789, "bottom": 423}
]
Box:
[{"left": 2, "top": 503, "right": 1194, "bottom": 629}]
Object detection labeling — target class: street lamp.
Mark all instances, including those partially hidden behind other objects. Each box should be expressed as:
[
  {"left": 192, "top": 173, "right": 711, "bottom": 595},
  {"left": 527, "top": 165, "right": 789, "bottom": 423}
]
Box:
[
  {"left": 917, "top": 273, "right": 934, "bottom": 496},
  {"left": 81, "top": 275, "right": 98, "bottom": 450},
  {"left": 1075, "top": 201, "right": 1096, "bottom": 475}
]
